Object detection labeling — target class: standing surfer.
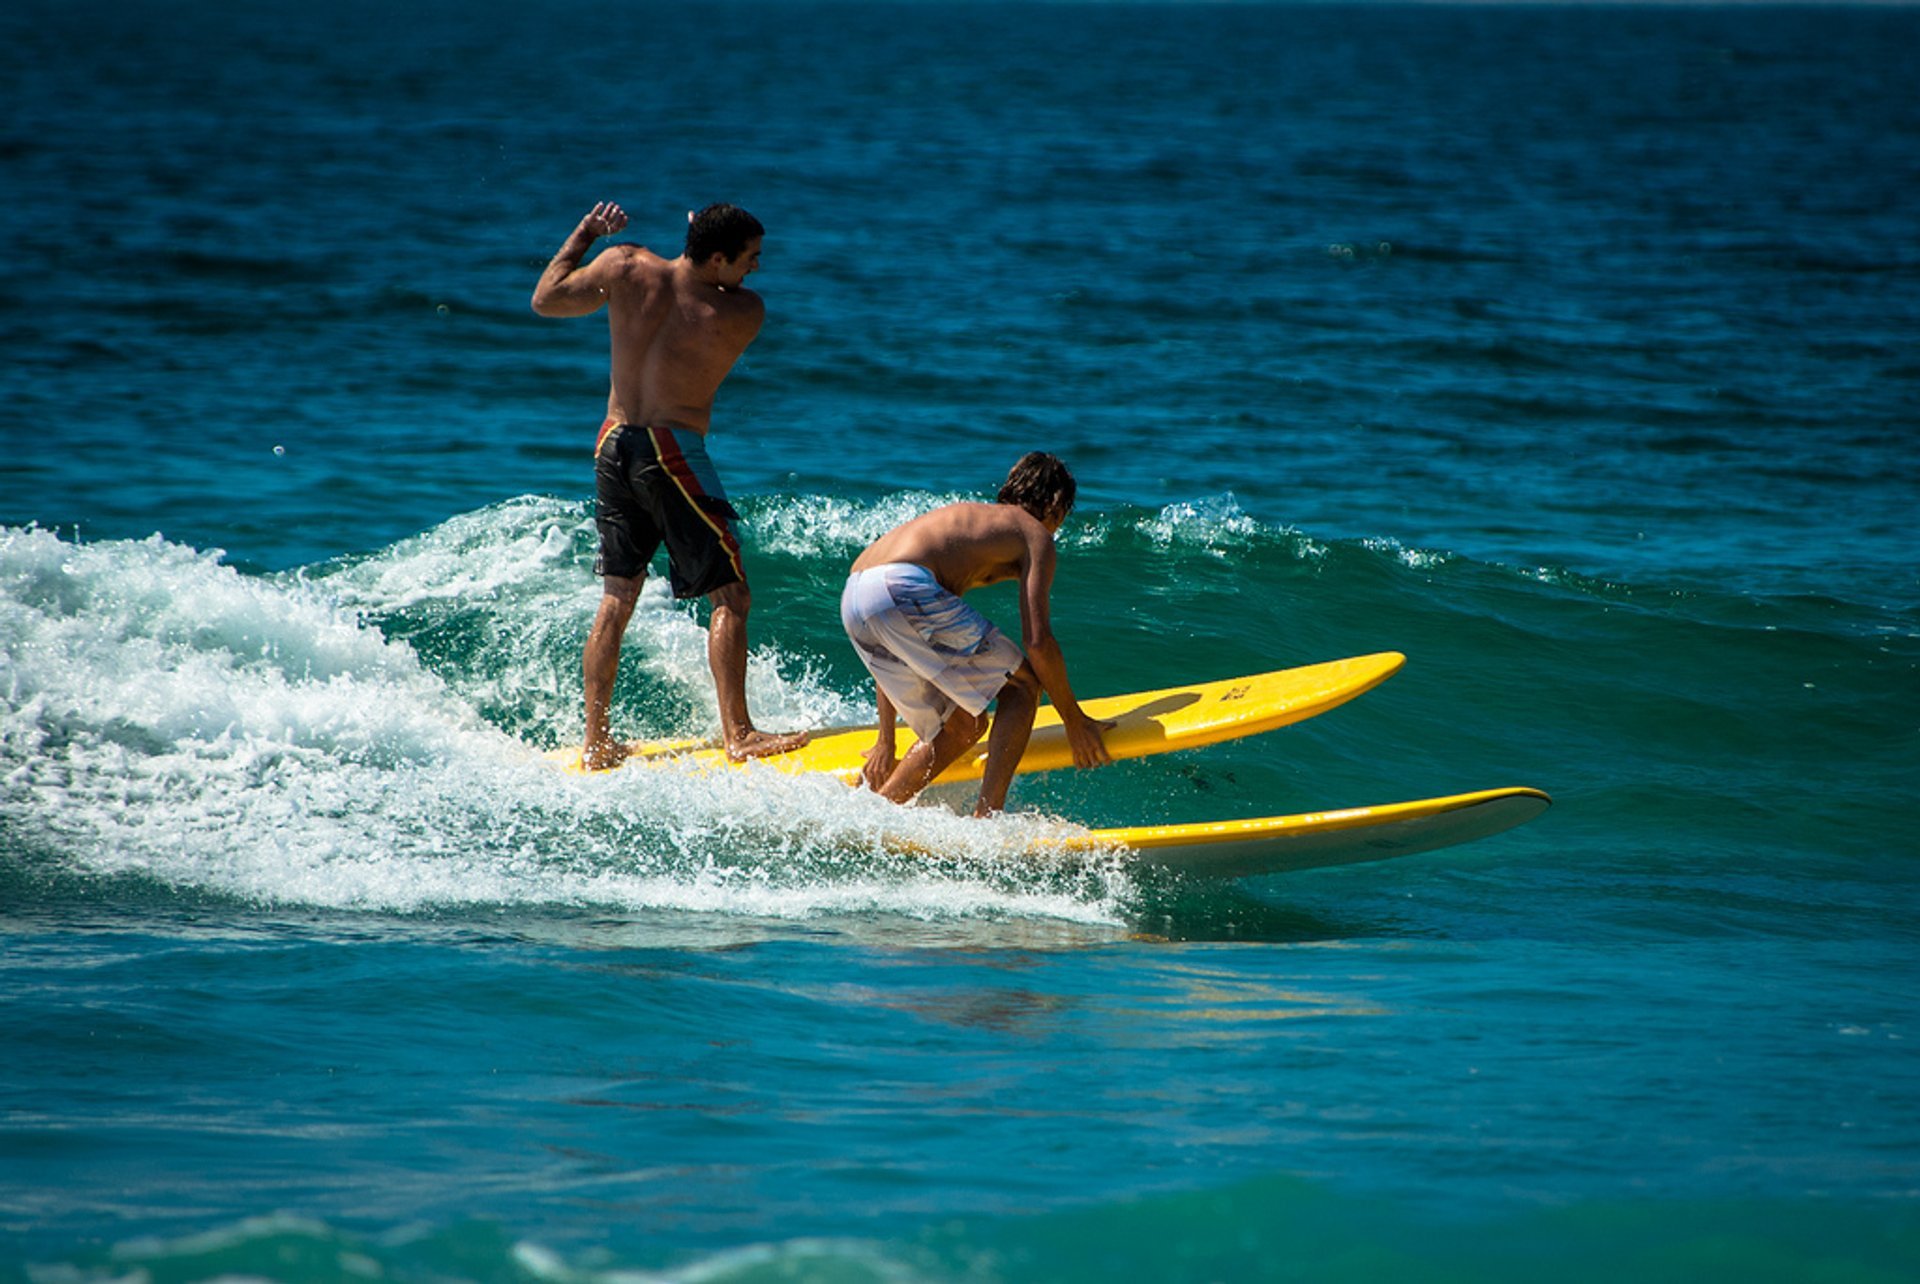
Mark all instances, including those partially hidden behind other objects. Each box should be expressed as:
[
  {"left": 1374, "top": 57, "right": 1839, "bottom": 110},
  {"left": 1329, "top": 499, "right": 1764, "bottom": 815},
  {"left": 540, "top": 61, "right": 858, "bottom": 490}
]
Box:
[{"left": 532, "top": 201, "right": 807, "bottom": 770}]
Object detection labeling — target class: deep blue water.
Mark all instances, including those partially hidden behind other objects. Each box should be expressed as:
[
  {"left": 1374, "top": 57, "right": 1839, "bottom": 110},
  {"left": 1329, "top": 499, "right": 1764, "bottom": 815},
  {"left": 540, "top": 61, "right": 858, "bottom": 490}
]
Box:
[{"left": 4, "top": 3, "right": 1919, "bottom": 1281}]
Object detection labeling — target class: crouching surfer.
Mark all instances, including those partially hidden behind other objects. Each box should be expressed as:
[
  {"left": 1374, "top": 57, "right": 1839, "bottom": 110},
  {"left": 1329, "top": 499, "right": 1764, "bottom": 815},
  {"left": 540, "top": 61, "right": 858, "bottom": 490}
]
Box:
[{"left": 840, "top": 452, "right": 1112, "bottom": 816}]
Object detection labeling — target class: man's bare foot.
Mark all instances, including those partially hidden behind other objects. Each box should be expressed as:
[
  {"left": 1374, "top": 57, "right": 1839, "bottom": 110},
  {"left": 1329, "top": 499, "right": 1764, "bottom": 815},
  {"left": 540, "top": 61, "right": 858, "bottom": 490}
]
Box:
[
  {"left": 725, "top": 728, "right": 811, "bottom": 762},
  {"left": 581, "top": 738, "right": 631, "bottom": 771}
]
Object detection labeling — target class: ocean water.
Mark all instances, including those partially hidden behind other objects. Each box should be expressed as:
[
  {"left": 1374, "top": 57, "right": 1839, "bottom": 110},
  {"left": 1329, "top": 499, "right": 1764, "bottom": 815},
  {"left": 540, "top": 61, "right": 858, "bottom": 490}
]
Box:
[{"left": 4, "top": 1, "right": 1919, "bottom": 1280}]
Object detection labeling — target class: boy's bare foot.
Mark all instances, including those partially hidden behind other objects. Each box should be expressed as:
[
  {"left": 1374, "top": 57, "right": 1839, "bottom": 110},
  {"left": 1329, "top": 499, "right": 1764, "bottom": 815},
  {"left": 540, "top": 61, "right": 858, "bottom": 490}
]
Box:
[
  {"left": 726, "top": 728, "right": 811, "bottom": 762},
  {"left": 581, "top": 738, "right": 631, "bottom": 772}
]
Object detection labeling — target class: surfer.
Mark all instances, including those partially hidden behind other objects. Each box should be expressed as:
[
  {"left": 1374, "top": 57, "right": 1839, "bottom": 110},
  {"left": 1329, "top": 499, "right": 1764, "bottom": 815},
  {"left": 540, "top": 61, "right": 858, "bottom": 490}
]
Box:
[
  {"left": 532, "top": 200, "right": 807, "bottom": 770},
  {"left": 841, "top": 452, "right": 1113, "bottom": 816}
]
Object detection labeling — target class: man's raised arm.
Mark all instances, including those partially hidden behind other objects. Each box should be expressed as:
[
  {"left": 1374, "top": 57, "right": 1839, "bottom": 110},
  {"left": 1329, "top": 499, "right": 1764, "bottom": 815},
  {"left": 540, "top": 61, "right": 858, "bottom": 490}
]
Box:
[{"left": 531, "top": 201, "right": 628, "bottom": 317}]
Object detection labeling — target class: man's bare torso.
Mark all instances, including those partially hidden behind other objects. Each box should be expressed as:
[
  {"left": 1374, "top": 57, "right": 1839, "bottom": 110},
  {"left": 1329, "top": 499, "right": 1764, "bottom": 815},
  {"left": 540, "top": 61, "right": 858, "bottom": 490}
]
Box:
[
  {"left": 851, "top": 502, "right": 1040, "bottom": 595},
  {"left": 602, "top": 247, "right": 763, "bottom": 434}
]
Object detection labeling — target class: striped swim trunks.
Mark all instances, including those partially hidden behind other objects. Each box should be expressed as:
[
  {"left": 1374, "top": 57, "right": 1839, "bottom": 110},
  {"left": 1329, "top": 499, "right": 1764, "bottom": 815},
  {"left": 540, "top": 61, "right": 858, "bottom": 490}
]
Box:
[
  {"left": 593, "top": 420, "right": 744, "bottom": 598},
  {"left": 840, "top": 562, "right": 1024, "bottom": 744}
]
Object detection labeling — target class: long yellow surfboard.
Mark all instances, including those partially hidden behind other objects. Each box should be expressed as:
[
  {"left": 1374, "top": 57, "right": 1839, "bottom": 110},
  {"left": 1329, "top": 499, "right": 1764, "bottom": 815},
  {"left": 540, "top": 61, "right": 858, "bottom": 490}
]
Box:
[
  {"left": 1069, "top": 786, "right": 1552, "bottom": 880},
  {"left": 548, "top": 651, "right": 1406, "bottom": 784}
]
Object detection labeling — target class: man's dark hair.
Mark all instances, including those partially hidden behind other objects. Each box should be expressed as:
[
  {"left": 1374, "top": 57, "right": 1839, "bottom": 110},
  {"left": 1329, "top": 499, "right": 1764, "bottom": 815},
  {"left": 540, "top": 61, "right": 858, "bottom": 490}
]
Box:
[
  {"left": 686, "top": 204, "right": 765, "bottom": 263},
  {"left": 996, "top": 452, "right": 1077, "bottom": 523}
]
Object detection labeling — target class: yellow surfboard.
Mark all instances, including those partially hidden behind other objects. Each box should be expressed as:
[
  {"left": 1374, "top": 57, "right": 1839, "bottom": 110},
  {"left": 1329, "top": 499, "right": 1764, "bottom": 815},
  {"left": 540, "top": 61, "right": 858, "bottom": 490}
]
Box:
[
  {"left": 1068, "top": 786, "right": 1552, "bottom": 880},
  {"left": 547, "top": 651, "right": 1406, "bottom": 784}
]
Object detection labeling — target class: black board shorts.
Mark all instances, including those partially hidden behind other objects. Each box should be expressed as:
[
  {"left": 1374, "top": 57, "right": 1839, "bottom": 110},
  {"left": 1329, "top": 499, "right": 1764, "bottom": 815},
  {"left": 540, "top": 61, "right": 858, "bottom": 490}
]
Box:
[{"left": 593, "top": 422, "right": 745, "bottom": 598}]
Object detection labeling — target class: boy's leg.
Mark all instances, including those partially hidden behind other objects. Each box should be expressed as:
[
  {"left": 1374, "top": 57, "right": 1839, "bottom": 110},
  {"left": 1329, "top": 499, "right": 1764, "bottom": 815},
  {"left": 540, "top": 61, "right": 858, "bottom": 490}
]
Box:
[
  {"left": 879, "top": 706, "right": 990, "bottom": 805},
  {"left": 974, "top": 663, "right": 1041, "bottom": 817}
]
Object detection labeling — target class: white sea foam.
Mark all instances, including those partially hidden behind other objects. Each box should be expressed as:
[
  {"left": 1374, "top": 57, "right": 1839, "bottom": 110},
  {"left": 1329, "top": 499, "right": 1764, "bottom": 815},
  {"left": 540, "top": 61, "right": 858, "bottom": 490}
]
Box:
[
  {"left": 1, "top": 524, "right": 1129, "bottom": 924},
  {"left": 1134, "top": 494, "right": 1320, "bottom": 560},
  {"left": 749, "top": 489, "right": 976, "bottom": 560},
  {"left": 1361, "top": 535, "right": 1457, "bottom": 573},
  {"left": 303, "top": 497, "right": 864, "bottom": 747},
  {"left": 752, "top": 488, "right": 1314, "bottom": 567},
  {"left": 304, "top": 495, "right": 583, "bottom": 614}
]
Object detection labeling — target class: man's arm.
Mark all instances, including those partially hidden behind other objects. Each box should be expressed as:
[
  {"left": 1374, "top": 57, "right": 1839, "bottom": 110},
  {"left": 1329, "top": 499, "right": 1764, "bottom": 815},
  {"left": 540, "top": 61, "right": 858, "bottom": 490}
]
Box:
[
  {"left": 531, "top": 202, "right": 628, "bottom": 317},
  {"left": 1015, "top": 528, "right": 1112, "bottom": 770}
]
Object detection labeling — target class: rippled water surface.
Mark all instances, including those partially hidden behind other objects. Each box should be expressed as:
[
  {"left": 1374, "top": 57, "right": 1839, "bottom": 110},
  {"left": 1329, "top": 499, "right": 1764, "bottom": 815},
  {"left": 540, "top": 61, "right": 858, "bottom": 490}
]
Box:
[{"left": 5, "top": 2, "right": 1918, "bottom": 1280}]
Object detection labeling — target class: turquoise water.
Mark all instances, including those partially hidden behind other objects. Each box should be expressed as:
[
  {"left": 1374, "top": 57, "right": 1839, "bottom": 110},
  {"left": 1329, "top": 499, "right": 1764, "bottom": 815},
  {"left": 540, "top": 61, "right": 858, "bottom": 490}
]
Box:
[{"left": 4, "top": 2, "right": 1919, "bottom": 1280}]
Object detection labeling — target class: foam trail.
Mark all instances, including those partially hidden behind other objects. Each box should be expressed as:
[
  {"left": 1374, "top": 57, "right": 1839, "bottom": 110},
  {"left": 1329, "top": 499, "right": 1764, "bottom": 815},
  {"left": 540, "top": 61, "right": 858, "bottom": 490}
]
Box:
[{"left": 2, "top": 525, "right": 1131, "bottom": 924}]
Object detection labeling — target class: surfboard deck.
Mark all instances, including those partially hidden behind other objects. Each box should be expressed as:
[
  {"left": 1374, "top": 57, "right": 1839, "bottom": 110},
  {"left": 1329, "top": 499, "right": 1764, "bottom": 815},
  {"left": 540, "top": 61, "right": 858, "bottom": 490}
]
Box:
[
  {"left": 1065, "top": 786, "right": 1552, "bottom": 880},
  {"left": 546, "top": 651, "right": 1406, "bottom": 784}
]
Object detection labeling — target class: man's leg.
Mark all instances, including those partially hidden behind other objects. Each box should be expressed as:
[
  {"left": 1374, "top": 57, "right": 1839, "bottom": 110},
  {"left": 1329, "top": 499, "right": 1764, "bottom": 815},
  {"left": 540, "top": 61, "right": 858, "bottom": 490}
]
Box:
[
  {"left": 878, "top": 707, "right": 990, "bottom": 805},
  {"left": 707, "top": 580, "right": 809, "bottom": 761},
  {"left": 583, "top": 574, "right": 643, "bottom": 770},
  {"left": 973, "top": 662, "right": 1041, "bottom": 817}
]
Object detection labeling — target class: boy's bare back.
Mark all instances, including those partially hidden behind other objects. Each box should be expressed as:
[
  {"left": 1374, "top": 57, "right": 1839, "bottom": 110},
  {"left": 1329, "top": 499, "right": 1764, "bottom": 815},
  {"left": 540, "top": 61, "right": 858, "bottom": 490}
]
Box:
[{"left": 851, "top": 501, "right": 1050, "bottom": 596}]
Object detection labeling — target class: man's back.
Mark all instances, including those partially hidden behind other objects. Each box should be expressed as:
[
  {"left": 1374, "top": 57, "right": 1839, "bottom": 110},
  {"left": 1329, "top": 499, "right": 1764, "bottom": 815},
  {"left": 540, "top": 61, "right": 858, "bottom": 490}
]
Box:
[{"left": 603, "top": 249, "right": 763, "bottom": 433}]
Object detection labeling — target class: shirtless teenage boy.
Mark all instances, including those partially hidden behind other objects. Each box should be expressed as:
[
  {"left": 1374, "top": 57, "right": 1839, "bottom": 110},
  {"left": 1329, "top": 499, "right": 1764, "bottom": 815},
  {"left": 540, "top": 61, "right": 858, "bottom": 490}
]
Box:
[
  {"left": 532, "top": 201, "right": 806, "bottom": 769},
  {"left": 840, "top": 453, "right": 1112, "bottom": 816}
]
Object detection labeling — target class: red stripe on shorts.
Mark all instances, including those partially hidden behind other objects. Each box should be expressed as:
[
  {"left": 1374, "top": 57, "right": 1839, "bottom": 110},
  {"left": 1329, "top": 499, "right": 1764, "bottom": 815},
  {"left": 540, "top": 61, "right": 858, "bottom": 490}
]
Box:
[{"left": 646, "top": 425, "right": 745, "bottom": 583}]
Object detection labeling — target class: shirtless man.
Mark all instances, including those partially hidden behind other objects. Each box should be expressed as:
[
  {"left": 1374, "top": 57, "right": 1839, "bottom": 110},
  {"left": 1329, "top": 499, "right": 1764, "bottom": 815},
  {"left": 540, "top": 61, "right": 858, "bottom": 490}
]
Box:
[
  {"left": 840, "top": 452, "right": 1112, "bottom": 817},
  {"left": 532, "top": 201, "right": 807, "bottom": 769}
]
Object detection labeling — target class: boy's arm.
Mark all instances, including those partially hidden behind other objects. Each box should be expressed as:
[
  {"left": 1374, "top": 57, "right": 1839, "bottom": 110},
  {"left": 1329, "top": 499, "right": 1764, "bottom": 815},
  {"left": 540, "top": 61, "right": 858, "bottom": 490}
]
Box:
[
  {"left": 863, "top": 685, "right": 900, "bottom": 791},
  {"left": 1016, "top": 529, "right": 1112, "bottom": 770},
  {"left": 531, "top": 201, "right": 628, "bottom": 317}
]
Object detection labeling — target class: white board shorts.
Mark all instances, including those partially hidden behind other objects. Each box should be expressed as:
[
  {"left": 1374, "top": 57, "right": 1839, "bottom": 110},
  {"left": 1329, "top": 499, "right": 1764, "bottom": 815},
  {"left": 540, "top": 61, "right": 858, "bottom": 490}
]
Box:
[{"left": 840, "top": 562, "right": 1025, "bottom": 744}]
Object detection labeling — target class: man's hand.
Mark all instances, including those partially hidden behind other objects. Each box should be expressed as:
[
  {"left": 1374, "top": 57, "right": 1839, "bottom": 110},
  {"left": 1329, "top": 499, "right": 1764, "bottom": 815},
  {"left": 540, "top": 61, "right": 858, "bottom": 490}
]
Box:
[
  {"left": 580, "top": 201, "right": 627, "bottom": 239},
  {"left": 1065, "top": 714, "right": 1115, "bottom": 770},
  {"left": 532, "top": 203, "right": 626, "bottom": 317}
]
